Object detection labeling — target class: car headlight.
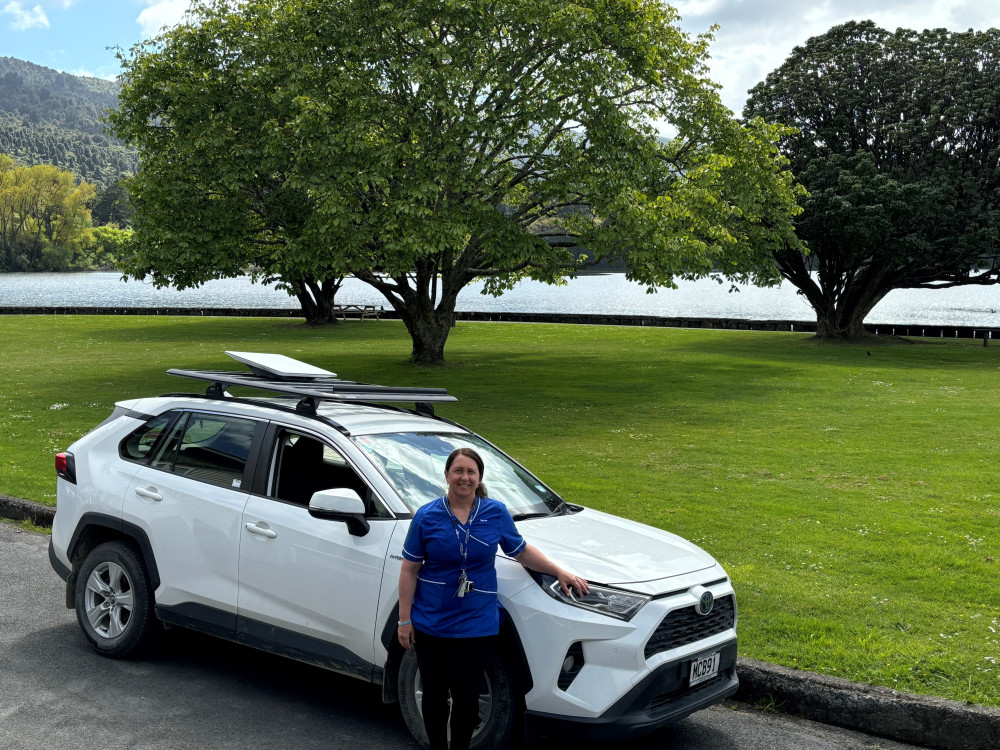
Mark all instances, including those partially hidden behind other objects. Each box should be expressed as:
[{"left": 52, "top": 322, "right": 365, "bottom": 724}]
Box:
[{"left": 538, "top": 574, "right": 650, "bottom": 621}]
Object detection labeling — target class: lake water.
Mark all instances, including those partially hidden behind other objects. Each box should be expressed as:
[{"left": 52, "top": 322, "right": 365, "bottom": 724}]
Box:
[{"left": 2, "top": 271, "right": 1000, "bottom": 327}]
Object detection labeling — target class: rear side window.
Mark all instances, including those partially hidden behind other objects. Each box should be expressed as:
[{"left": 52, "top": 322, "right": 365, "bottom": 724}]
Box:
[
  {"left": 121, "top": 410, "right": 259, "bottom": 490},
  {"left": 165, "top": 413, "right": 258, "bottom": 489},
  {"left": 120, "top": 412, "right": 179, "bottom": 462}
]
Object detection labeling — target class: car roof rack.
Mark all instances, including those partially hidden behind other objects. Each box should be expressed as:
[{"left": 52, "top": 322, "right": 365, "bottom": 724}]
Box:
[{"left": 167, "top": 351, "right": 457, "bottom": 416}]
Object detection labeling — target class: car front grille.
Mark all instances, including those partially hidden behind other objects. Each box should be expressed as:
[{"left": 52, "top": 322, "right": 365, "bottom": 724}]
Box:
[{"left": 643, "top": 594, "right": 735, "bottom": 660}]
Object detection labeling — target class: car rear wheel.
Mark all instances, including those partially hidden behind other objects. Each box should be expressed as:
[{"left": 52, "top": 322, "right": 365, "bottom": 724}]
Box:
[
  {"left": 75, "top": 541, "right": 161, "bottom": 657},
  {"left": 398, "top": 646, "right": 521, "bottom": 750}
]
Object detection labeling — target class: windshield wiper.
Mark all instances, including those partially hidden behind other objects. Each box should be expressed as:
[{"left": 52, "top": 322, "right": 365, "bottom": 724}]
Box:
[
  {"left": 512, "top": 501, "right": 579, "bottom": 521},
  {"left": 511, "top": 511, "right": 552, "bottom": 521},
  {"left": 553, "top": 500, "right": 583, "bottom": 515}
]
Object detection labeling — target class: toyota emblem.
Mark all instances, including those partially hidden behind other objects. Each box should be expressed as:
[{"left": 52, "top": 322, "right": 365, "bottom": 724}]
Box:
[{"left": 696, "top": 590, "right": 714, "bottom": 616}]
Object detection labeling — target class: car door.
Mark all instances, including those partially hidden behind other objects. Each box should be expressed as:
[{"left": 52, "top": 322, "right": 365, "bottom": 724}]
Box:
[
  {"left": 122, "top": 410, "right": 259, "bottom": 631},
  {"left": 236, "top": 425, "right": 395, "bottom": 678}
]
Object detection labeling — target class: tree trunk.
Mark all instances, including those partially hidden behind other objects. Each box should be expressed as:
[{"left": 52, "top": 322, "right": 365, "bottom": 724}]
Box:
[
  {"left": 814, "top": 303, "right": 870, "bottom": 339},
  {"left": 355, "top": 256, "right": 464, "bottom": 366},
  {"left": 773, "top": 249, "right": 890, "bottom": 341},
  {"left": 292, "top": 276, "right": 344, "bottom": 325},
  {"left": 401, "top": 304, "right": 455, "bottom": 365},
  {"left": 811, "top": 281, "right": 889, "bottom": 340}
]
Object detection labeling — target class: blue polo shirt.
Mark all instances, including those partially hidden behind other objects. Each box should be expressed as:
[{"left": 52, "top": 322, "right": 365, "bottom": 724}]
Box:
[{"left": 402, "top": 496, "right": 526, "bottom": 638}]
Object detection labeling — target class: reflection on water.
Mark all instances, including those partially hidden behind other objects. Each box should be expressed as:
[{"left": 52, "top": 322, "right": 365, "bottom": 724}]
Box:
[{"left": 2, "top": 271, "right": 1000, "bottom": 327}]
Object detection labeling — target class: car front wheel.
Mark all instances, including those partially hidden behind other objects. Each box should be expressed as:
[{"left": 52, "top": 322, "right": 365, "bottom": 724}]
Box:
[
  {"left": 74, "top": 541, "right": 161, "bottom": 657},
  {"left": 398, "top": 646, "right": 522, "bottom": 750}
]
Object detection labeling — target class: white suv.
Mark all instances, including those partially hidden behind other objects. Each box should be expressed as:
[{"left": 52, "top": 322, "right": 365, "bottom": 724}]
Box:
[{"left": 49, "top": 352, "right": 738, "bottom": 749}]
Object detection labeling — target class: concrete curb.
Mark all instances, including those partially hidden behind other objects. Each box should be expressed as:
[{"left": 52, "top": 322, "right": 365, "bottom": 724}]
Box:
[
  {"left": 0, "top": 494, "right": 55, "bottom": 527},
  {"left": 3, "top": 495, "right": 997, "bottom": 749},
  {"left": 735, "top": 657, "right": 1000, "bottom": 750}
]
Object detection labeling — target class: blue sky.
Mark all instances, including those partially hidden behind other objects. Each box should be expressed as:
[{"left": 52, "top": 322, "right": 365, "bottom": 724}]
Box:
[
  {"left": 1, "top": 1, "right": 186, "bottom": 79},
  {"left": 2, "top": 0, "right": 999, "bottom": 115}
]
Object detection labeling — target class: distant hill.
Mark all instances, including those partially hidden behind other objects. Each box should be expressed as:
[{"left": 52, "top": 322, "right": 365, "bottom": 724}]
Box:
[{"left": 0, "top": 57, "right": 137, "bottom": 187}]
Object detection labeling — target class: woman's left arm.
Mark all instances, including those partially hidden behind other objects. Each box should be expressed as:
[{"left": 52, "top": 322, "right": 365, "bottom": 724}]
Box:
[{"left": 515, "top": 544, "right": 590, "bottom": 596}]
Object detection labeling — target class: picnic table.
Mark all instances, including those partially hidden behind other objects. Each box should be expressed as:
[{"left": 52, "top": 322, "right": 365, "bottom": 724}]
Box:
[{"left": 334, "top": 304, "right": 384, "bottom": 320}]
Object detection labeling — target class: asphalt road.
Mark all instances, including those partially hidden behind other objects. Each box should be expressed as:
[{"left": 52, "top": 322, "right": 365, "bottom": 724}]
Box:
[{"left": 0, "top": 521, "right": 929, "bottom": 750}]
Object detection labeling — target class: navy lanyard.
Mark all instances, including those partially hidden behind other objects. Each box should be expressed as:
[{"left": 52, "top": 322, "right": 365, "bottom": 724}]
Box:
[{"left": 444, "top": 496, "right": 479, "bottom": 573}]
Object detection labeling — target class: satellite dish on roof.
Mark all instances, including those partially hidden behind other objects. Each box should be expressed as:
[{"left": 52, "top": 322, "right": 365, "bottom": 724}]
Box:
[
  {"left": 225, "top": 351, "right": 336, "bottom": 380},
  {"left": 167, "top": 352, "right": 455, "bottom": 407}
]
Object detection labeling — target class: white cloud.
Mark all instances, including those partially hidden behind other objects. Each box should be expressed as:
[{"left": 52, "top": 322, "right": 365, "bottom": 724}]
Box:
[
  {"left": 3, "top": 1, "right": 49, "bottom": 30},
  {"left": 70, "top": 67, "right": 118, "bottom": 81},
  {"left": 676, "top": 0, "right": 1000, "bottom": 115},
  {"left": 136, "top": 0, "right": 191, "bottom": 38}
]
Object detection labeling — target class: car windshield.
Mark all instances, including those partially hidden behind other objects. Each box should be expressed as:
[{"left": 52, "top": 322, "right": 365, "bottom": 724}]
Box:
[{"left": 351, "top": 432, "right": 562, "bottom": 515}]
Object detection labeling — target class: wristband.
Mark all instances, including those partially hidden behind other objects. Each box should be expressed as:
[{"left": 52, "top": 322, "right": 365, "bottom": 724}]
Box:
[{"left": 398, "top": 620, "right": 412, "bottom": 626}]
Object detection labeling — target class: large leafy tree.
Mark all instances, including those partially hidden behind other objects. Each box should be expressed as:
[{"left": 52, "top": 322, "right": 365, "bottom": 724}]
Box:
[
  {"left": 745, "top": 21, "right": 1000, "bottom": 339},
  {"left": 110, "top": 3, "right": 350, "bottom": 323},
  {"left": 112, "top": 0, "right": 803, "bottom": 363},
  {"left": 0, "top": 154, "right": 96, "bottom": 271}
]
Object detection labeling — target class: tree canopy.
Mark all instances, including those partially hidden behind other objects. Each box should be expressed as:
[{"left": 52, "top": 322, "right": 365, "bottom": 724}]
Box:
[
  {"left": 112, "top": 0, "right": 803, "bottom": 363},
  {"left": 0, "top": 154, "right": 102, "bottom": 271},
  {"left": 91, "top": 180, "right": 133, "bottom": 227},
  {"left": 745, "top": 21, "right": 1000, "bottom": 339}
]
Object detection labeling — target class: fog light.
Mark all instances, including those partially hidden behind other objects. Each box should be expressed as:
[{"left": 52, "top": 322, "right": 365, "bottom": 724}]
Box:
[{"left": 557, "top": 642, "right": 585, "bottom": 690}]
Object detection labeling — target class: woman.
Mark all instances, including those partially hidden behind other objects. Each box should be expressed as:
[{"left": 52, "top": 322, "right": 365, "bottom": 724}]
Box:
[{"left": 398, "top": 447, "right": 588, "bottom": 750}]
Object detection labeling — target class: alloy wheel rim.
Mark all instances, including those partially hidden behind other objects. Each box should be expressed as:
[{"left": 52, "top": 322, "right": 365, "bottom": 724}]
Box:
[{"left": 84, "top": 561, "right": 134, "bottom": 639}]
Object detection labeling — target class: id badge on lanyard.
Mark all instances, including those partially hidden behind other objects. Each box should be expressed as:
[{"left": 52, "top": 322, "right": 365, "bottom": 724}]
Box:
[{"left": 449, "top": 498, "right": 478, "bottom": 598}]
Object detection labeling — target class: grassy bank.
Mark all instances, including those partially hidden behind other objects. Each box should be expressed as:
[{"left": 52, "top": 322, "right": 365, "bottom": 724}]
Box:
[{"left": 1, "top": 315, "right": 998, "bottom": 706}]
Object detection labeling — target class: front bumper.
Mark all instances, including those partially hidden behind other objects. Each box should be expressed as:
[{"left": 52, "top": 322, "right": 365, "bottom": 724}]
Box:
[{"left": 524, "top": 639, "right": 738, "bottom": 742}]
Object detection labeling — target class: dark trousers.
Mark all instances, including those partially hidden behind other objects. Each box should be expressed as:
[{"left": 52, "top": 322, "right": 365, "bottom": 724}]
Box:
[{"left": 413, "top": 629, "right": 496, "bottom": 750}]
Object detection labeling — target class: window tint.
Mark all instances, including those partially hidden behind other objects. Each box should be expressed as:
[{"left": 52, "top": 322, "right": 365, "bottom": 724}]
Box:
[
  {"left": 119, "top": 412, "right": 179, "bottom": 463},
  {"left": 269, "top": 430, "right": 390, "bottom": 517},
  {"left": 165, "top": 413, "right": 257, "bottom": 489}
]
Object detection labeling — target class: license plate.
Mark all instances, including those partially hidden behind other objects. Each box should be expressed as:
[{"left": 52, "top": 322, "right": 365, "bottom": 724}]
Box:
[{"left": 689, "top": 651, "right": 721, "bottom": 686}]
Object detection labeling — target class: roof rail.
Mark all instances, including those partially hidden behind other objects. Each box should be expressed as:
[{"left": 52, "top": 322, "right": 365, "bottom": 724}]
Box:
[{"left": 167, "top": 351, "right": 457, "bottom": 415}]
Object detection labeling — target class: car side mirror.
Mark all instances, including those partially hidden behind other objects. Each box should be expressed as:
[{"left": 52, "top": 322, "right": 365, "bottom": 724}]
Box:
[{"left": 308, "top": 488, "right": 370, "bottom": 536}]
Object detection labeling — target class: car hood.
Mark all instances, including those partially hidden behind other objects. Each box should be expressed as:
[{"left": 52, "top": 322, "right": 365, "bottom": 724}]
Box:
[{"left": 515, "top": 508, "right": 717, "bottom": 593}]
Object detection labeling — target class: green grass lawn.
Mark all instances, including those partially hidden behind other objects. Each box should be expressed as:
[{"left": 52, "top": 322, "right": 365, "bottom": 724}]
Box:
[{"left": 2, "top": 315, "right": 998, "bottom": 706}]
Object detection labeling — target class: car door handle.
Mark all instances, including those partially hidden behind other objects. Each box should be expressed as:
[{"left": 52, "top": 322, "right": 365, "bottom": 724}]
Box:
[
  {"left": 245, "top": 522, "right": 277, "bottom": 539},
  {"left": 134, "top": 487, "right": 163, "bottom": 501}
]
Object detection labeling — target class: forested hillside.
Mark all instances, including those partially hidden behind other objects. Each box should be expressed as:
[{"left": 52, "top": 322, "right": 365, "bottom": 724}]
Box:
[{"left": 0, "top": 57, "right": 137, "bottom": 187}]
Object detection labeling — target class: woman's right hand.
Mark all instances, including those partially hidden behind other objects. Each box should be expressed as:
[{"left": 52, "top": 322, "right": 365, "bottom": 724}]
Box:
[{"left": 398, "top": 622, "right": 415, "bottom": 650}]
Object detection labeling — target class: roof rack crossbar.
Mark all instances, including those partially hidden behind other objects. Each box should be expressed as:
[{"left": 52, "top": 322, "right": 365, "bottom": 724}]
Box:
[
  {"left": 166, "top": 363, "right": 457, "bottom": 406},
  {"left": 180, "top": 370, "right": 450, "bottom": 395}
]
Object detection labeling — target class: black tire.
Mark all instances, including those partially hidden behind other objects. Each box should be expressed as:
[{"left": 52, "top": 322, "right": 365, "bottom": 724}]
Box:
[
  {"left": 398, "top": 646, "right": 522, "bottom": 750},
  {"left": 74, "top": 541, "right": 162, "bottom": 658}
]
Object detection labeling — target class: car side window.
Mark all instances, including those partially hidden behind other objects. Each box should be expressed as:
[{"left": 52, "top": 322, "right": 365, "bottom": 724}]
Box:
[
  {"left": 138, "top": 411, "right": 257, "bottom": 490},
  {"left": 268, "top": 429, "right": 391, "bottom": 518},
  {"left": 119, "top": 411, "right": 180, "bottom": 463},
  {"left": 170, "top": 413, "right": 258, "bottom": 489}
]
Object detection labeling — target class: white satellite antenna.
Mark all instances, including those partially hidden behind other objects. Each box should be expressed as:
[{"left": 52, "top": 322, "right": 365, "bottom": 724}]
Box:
[{"left": 224, "top": 351, "right": 336, "bottom": 379}]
